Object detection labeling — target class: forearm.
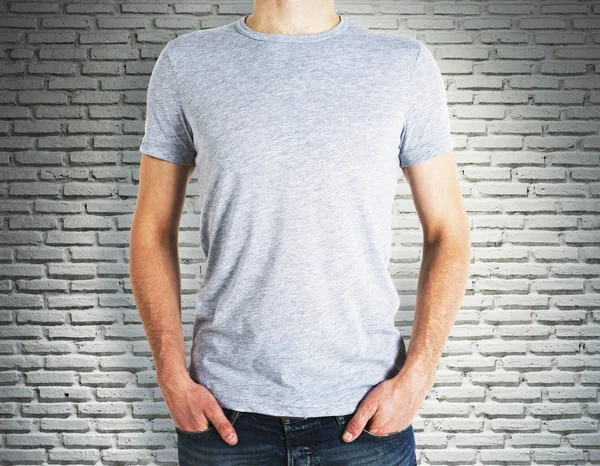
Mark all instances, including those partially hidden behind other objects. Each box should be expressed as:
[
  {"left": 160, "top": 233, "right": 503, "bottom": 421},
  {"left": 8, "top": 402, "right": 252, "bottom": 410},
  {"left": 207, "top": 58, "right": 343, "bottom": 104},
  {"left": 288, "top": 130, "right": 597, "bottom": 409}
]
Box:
[
  {"left": 394, "top": 229, "right": 471, "bottom": 392},
  {"left": 129, "top": 230, "right": 190, "bottom": 388}
]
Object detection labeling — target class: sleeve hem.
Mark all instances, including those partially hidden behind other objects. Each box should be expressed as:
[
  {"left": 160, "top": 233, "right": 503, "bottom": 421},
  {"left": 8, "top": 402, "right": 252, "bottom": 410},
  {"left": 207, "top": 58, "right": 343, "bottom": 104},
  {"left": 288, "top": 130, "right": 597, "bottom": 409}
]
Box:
[
  {"left": 399, "top": 134, "right": 454, "bottom": 168},
  {"left": 139, "top": 143, "right": 196, "bottom": 166}
]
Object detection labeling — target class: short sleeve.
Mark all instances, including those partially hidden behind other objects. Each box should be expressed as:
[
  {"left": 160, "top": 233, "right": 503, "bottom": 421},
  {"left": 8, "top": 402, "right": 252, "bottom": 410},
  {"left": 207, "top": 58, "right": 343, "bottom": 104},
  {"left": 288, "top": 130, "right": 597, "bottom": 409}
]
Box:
[
  {"left": 139, "top": 45, "right": 197, "bottom": 166},
  {"left": 398, "top": 41, "right": 454, "bottom": 167}
]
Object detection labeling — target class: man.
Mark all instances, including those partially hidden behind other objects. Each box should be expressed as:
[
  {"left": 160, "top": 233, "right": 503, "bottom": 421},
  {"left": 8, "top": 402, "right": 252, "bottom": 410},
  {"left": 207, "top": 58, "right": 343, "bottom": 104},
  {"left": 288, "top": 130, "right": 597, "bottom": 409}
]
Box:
[{"left": 129, "top": 3, "right": 470, "bottom": 465}]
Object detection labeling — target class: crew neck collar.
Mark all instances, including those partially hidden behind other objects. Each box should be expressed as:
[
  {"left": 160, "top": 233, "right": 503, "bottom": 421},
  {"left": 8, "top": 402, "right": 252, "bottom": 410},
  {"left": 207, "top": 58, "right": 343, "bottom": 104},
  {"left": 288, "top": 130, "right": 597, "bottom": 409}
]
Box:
[{"left": 234, "top": 14, "right": 349, "bottom": 43}]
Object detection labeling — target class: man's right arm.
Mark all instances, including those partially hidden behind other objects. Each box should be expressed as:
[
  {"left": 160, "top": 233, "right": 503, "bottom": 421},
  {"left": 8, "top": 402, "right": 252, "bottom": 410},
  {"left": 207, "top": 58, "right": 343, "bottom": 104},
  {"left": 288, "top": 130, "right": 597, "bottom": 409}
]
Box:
[
  {"left": 129, "top": 153, "right": 239, "bottom": 445},
  {"left": 130, "top": 153, "right": 193, "bottom": 386}
]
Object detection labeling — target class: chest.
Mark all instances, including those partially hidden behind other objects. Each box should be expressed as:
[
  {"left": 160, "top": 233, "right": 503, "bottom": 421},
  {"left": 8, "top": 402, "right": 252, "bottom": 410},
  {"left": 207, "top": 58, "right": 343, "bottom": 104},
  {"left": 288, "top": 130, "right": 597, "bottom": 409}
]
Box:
[{"left": 181, "top": 49, "right": 406, "bottom": 181}]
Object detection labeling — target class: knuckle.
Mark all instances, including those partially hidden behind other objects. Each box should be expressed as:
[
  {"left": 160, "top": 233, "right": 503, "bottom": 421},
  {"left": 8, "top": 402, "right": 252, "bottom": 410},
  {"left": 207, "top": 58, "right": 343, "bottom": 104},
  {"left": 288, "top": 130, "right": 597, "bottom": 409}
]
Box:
[
  {"left": 361, "top": 401, "right": 376, "bottom": 414},
  {"left": 202, "top": 407, "right": 216, "bottom": 420},
  {"left": 217, "top": 421, "right": 233, "bottom": 436}
]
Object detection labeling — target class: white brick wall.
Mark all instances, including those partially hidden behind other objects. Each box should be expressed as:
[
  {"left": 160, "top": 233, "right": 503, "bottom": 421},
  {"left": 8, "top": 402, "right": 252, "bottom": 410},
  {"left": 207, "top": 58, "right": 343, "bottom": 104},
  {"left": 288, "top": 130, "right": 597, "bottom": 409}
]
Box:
[{"left": 0, "top": 1, "right": 599, "bottom": 465}]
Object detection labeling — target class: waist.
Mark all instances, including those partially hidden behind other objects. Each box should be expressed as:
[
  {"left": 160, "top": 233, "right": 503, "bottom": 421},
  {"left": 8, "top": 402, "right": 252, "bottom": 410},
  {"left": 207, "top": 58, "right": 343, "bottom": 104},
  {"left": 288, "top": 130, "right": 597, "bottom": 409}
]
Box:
[{"left": 236, "top": 410, "right": 354, "bottom": 425}]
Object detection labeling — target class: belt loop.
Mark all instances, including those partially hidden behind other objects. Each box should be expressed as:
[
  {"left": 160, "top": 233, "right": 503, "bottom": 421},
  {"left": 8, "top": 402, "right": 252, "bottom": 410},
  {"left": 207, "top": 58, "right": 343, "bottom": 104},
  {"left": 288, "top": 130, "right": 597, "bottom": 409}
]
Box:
[{"left": 335, "top": 415, "right": 347, "bottom": 426}]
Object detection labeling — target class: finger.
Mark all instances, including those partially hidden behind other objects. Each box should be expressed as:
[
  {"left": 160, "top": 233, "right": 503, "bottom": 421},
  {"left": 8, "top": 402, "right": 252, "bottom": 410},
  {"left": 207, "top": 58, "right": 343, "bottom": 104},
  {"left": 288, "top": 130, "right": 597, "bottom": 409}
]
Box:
[
  {"left": 343, "top": 402, "right": 378, "bottom": 442},
  {"left": 205, "top": 407, "right": 238, "bottom": 445}
]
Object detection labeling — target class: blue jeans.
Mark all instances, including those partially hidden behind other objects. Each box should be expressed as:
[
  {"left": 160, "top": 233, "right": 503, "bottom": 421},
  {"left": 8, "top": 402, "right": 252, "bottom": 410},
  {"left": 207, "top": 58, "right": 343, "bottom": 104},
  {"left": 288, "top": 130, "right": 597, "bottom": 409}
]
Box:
[{"left": 176, "top": 407, "right": 417, "bottom": 465}]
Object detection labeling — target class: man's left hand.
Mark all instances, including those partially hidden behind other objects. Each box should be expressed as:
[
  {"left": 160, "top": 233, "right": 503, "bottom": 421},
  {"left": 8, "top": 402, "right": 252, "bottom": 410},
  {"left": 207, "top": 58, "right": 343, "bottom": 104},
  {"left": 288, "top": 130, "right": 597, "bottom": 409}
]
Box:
[{"left": 342, "top": 368, "right": 431, "bottom": 442}]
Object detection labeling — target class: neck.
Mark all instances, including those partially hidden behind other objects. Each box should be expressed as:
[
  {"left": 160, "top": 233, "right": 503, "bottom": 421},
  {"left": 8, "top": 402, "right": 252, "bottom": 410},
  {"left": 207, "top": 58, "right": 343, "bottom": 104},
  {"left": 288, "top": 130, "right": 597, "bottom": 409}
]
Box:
[{"left": 246, "top": 1, "right": 340, "bottom": 34}]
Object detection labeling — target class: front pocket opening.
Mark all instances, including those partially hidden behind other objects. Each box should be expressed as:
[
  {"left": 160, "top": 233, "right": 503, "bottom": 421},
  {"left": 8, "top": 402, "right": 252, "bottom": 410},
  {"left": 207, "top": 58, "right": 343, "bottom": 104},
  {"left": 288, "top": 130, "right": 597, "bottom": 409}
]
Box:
[
  {"left": 362, "top": 423, "right": 411, "bottom": 438},
  {"left": 175, "top": 408, "right": 239, "bottom": 436}
]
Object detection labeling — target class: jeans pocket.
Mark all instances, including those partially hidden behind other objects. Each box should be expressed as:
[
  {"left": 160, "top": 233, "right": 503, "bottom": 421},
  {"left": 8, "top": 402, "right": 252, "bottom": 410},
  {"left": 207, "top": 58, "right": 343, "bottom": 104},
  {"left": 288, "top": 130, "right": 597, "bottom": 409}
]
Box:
[
  {"left": 175, "top": 407, "right": 241, "bottom": 439},
  {"left": 362, "top": 423, "right": 412, "bottom": 440}
]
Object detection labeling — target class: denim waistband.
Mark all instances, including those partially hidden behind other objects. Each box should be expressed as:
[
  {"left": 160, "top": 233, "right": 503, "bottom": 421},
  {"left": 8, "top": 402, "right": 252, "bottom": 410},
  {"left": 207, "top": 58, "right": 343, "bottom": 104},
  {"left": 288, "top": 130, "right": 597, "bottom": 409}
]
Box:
[
  {"left": 238, "top": 410, "right": 354, "bottom": 425},
  {"left": 247, "top": 412, "right": 309, "bottom": 421}
]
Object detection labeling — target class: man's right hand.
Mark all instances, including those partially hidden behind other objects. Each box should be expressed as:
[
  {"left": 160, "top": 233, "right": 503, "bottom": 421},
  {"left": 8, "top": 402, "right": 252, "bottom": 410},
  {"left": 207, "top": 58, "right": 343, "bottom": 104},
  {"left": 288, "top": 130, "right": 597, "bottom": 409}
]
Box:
[{"left": 159, "top": 375, "right": 239, "bottom": 445}]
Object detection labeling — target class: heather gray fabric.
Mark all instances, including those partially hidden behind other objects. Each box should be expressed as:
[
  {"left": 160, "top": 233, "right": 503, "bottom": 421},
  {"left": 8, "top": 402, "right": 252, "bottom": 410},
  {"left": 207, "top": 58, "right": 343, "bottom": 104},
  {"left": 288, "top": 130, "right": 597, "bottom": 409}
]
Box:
[{"left": 139, "top": 14, "right": 454, "bottom": 417}]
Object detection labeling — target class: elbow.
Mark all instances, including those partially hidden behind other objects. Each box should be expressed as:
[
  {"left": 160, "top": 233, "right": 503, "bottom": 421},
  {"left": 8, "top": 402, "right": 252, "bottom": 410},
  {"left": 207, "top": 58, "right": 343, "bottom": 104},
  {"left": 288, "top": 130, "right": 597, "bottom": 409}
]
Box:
[
  {"left": 129, "top": 219, "right": 179, "bottom": 250},
  {"left": 423, "top": 211, "right": 471, "bottom": 257}
]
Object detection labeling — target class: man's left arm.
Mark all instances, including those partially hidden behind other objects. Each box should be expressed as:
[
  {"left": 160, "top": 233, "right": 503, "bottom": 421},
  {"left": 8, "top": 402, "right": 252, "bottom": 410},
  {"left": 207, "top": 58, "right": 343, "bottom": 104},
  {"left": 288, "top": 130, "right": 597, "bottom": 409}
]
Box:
[{"left": 343, "top": 150, "right": 471, "bottom": 441}]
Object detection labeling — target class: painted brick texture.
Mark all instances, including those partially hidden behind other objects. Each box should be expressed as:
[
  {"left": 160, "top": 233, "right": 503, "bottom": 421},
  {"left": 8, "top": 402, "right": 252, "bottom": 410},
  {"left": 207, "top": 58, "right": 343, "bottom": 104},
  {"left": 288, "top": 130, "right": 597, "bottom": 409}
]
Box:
[{"left": 0, "top": 1, "right": 599, "bottom": 465}]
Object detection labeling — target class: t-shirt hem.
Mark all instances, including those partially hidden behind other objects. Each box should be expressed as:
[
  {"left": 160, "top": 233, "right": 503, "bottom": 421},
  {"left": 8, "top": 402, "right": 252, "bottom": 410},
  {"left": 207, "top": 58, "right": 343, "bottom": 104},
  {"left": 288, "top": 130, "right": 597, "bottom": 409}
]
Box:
[{"left": 216, "top": 397, "right": 359, "bottom": 418}]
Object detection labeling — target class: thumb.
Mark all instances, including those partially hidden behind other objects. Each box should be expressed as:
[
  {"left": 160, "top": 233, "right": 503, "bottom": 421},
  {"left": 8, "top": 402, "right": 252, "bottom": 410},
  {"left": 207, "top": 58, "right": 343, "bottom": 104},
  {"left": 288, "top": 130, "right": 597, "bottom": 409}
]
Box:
[
  {"left": 342, "top": 402, "right": 377, "bottom": 443},
  {"left": 205, "top": 405, "right": 238, "bottom": 445}
]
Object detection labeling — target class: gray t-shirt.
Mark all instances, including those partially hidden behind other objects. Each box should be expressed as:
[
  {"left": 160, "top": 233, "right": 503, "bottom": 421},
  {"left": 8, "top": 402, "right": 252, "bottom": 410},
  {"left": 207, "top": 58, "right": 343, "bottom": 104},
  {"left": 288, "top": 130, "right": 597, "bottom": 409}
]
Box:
[{"left": 139, "top": 14, "right": 454, "bottom": 417}]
